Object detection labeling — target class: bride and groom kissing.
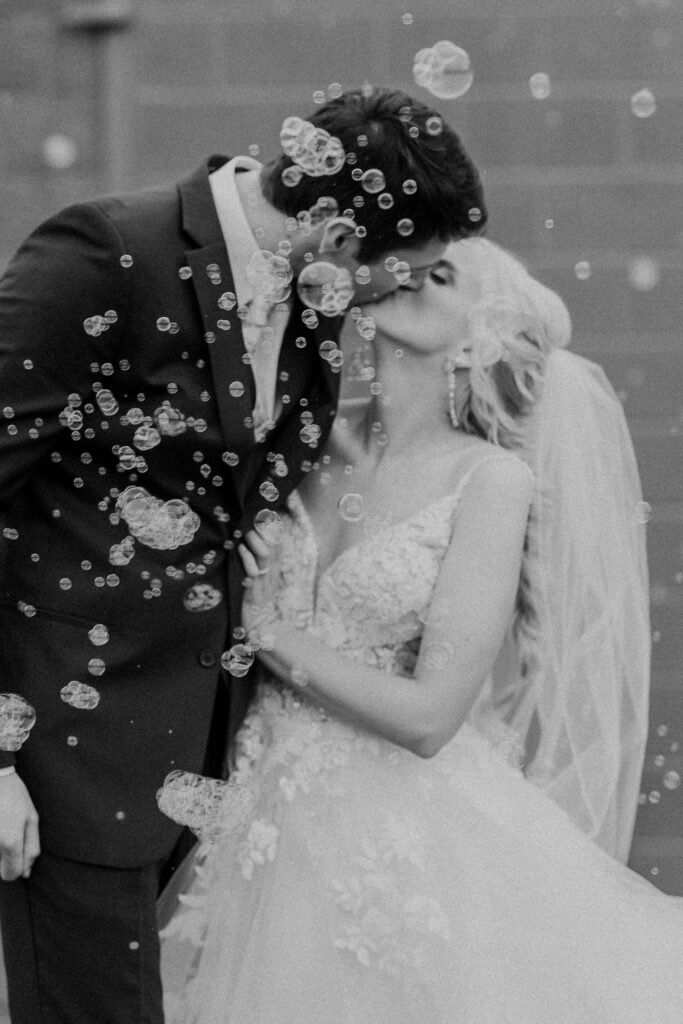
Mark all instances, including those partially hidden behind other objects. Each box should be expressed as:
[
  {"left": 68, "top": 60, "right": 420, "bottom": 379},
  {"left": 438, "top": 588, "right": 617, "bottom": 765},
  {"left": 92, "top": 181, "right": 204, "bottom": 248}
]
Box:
[{"left": 0, "top": 85, "right": 680, "bottom": 1024}]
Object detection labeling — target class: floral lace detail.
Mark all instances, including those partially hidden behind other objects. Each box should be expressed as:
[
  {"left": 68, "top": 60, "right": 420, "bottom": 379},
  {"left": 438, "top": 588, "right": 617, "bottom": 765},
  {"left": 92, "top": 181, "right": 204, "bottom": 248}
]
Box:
[
  {"left": 330, "top": 812, "right": 451, "bottom": 984},
  {"left": 218, "top": 456, "right": 527, "bottom": 989}
]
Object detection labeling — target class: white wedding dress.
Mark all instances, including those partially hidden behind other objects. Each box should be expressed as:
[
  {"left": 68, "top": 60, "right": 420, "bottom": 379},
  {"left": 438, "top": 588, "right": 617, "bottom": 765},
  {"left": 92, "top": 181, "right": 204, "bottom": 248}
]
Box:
[{"left": 160, "top": 462, "right": 683, "bottom": 1024}]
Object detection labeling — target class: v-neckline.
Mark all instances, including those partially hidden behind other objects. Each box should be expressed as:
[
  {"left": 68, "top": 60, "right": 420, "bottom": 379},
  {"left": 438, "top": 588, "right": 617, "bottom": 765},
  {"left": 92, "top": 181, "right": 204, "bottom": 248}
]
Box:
[
  {"left": 289, "top": 489, "right": 461, "bottom": 607},
  {"left": 288, "top": 449, "right": 518, "bottom": 609}
]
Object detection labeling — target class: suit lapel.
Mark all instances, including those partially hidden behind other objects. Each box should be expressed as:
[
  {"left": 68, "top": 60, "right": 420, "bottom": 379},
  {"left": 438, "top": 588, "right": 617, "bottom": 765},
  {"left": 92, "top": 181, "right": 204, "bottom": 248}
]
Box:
[
  {"left": 240, "top": 298, "right": 342, "bottom": 519},
  {"left": 179, "top": 158, "right": 256, "bottom": 493},
  {"left": 178, "top": 159, "right": 342, "bottom": 519}
]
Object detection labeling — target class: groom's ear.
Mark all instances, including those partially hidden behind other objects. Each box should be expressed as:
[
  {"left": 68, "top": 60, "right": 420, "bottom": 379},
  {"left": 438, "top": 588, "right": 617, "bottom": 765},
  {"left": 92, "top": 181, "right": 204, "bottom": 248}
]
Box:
[{"left": 318, "top": 217, "right": 360, "bottom": 258}]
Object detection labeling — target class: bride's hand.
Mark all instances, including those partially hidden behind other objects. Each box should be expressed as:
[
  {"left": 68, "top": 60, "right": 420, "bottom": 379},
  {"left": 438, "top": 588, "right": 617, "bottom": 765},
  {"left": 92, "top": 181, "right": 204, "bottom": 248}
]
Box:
[{"left": 238, "top": 530, "right": 280, "bottom": 648}]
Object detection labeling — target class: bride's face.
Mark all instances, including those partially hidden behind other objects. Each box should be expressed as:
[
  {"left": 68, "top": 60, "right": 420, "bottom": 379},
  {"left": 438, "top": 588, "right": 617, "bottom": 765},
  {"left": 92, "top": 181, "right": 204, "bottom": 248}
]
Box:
[{"left": 363, "top": 246, "right": 484, "bottom": 355}]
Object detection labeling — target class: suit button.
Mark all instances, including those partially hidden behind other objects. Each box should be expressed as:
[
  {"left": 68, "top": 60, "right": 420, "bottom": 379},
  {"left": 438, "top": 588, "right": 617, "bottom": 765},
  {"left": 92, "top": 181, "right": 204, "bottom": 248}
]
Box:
[{"left": 197, "top": 650, "right": 216, "bottom": 668}]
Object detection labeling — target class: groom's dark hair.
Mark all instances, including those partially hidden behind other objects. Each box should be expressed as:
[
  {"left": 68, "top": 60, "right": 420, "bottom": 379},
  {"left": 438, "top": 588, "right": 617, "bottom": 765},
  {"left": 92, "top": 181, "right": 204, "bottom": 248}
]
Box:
[{"left": 261, "top": 86, "right": 487, "bottom": 262}]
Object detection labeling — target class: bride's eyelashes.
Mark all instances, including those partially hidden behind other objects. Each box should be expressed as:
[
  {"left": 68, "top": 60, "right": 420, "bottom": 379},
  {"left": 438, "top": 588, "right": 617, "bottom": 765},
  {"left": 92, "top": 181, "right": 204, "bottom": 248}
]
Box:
[{"left": 429, "top": 261, "right": 456, "bottom": 286}]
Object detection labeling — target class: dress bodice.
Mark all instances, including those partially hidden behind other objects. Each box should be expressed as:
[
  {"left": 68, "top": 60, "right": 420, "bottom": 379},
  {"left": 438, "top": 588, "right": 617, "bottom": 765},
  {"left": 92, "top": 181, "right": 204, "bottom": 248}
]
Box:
[{"left": 278, "top": 487, "right": 466, "bottom": 676}]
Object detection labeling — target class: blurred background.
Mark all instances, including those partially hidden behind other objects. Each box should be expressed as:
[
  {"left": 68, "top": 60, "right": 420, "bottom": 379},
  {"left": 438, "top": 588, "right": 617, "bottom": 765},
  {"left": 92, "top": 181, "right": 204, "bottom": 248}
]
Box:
[{"left": 0, "top": 0, "right": 682, "bottom": 1009}]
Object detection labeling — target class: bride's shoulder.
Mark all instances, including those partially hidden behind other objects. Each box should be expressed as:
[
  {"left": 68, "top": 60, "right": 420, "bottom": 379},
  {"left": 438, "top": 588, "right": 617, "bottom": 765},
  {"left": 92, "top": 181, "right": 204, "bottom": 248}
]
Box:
[{"left": 446, "top": 439, "right": 534, "bottom": 509}]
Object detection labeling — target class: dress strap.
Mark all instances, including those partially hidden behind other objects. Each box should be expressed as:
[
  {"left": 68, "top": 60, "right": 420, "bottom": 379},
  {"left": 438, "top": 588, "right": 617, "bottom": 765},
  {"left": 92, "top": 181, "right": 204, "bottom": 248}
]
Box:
[{"left": 449, "top": 450, "right": 534, "bottom": 509}]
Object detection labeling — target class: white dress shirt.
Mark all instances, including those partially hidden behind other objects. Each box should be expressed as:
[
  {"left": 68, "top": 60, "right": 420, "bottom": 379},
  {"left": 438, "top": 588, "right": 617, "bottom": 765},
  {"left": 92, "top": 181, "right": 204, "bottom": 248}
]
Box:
[{"left": 209, "top": 156, "right": 290, "bottom": 441}]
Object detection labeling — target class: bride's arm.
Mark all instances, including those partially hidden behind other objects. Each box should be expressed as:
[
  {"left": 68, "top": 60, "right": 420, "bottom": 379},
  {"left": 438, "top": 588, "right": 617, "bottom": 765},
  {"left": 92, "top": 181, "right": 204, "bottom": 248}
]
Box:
[{"left": 242, "top": 458, "right": 533, "bottom": 758}]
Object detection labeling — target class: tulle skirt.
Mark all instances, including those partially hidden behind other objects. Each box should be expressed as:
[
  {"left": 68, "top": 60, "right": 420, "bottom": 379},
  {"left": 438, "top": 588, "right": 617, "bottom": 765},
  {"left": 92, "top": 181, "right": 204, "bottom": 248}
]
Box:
[{"left": 159, "top": 685, "right": 683, "bottom": 1024}]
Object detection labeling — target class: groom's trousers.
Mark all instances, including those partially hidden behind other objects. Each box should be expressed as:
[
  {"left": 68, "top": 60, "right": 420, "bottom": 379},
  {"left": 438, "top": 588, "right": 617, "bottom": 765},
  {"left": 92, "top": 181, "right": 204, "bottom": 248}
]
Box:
[{"left": 0, "top": 842, "right": 192, "bottom": 1024}]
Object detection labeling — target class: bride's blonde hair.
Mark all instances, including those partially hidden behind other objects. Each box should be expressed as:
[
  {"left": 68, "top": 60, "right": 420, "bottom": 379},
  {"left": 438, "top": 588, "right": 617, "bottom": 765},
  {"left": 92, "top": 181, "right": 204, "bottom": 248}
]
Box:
[
  {"left": 449, "top": 237, "right": 572, "bottom": 668},
  {"left": 451, "top": 237, "right": 571, "bottom": 450}
]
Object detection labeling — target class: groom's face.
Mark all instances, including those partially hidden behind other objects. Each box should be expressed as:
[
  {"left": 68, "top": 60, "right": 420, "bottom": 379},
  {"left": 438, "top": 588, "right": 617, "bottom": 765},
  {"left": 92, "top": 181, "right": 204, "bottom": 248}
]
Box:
[
  {"left": 314, "top": 219, "right": 448, "bottom": 306},
  {"left": 358, "top": 237, "right": 450, "bottom": 305}
]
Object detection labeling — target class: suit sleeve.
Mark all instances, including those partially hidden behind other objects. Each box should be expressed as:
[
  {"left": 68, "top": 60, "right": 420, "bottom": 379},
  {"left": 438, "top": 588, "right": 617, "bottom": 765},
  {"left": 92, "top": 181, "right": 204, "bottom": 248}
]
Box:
[
  {"left": 0, "top": 202, "right": 130, "bottom": 767},
  {"left": 0, "top": 200, "right": 130, "bottom": 505}
]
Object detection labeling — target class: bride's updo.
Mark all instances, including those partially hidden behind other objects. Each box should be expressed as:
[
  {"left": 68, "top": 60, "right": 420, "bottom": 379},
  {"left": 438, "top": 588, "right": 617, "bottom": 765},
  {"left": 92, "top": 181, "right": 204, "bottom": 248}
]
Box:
[{"left": 451, "top": 237, "right": 571, "bottom": 452}]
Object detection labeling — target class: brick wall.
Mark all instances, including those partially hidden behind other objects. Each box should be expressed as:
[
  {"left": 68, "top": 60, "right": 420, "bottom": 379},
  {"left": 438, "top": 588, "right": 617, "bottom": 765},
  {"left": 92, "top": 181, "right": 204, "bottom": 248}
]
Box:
[{"left": 0, "top": 0, "right": 682, "bottom": 897}]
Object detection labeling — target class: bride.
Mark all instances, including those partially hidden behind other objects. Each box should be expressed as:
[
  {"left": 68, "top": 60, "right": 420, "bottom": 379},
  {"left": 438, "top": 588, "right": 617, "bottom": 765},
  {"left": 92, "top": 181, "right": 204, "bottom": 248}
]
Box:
[{"left": 158, "top": 237, "right": 683, "bottom": 1023}]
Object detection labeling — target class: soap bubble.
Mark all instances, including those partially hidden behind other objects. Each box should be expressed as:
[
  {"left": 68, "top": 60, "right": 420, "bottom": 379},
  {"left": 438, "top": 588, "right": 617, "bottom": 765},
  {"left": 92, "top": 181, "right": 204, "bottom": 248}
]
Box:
[
  {"left": 360, "top": 168, "right": 386, "bottom": 194},
  {"left": 221, "top": 644, "right": 255, "bottom": 677},
  {"left": 297, "top": 262, "right": 354, "bottom": 316},
  {"left": 377, "top": 193, "right": 394, "bottom": 210},
  {"left": 156, "top": 769, "right": 256, "bottom": 843},
  {"left": 402, "top": 179, "right": 417, "bottom": 195},
  {"left": 663, "top": 771, "right": 681, "bottom": 790},
  {"left": 183, "top": 583, "right": 223, "bottom": 612},
  {"left": 574, "top": 260, "right": 592, "bottom": 281},
  {"left": 627, "top": 256, "right": 660, "bottom": 291},
  {"left": 119, "top": 255, "right": 133, "bottom": 269},
  {"left": 392, "top": 261, "right": 412, "bottom": 285},
  {"left": 43, "top": 133, "right": 78, "bottom": 170},
  {"left": 425, "top": 115, "right": 443, "bottom": 135},
  {"left": 88, "top": 658, "right": 106, "bottom": 677},
  {"left": 116, "top": 487, "right": 200, "bottom": 550},
  {"left": 60, "top": 681, "right": 101, "bottom": 710},
  {"left": 229, "top": 381, "right": 245, "bottom": 399},
  {"left": 133, "top": 425, "right": 161, "bottom": 451},
  {"left": 253, "top": 509, "right": 286, "bottom": 545},
  {"left": 413, "top": 41, "right": 473, "bottom": 100},
  {"left": 281, "top": 165, "right": 304, "bottom": 188},
  {"left": 96, "top": 389, "right": 119, "bottom": 416},
  {"left": 88, "top": 624, "right": 109, "bottom": 646},
  {"left": 632, "top": 500, "right": 652, "bottom": 524},
  {"left": 338, "top": 493, "right": 365, "bottom": 522},
  {"left": 0, "top": 693, "right": 36, "bottom": 751},
  {"left": 397, "top": 218, "right": 414, "bottom": 237},
  {"left": 529, "top": 72, "right": 551, "bottom": 100},
  {"left": 423, "top": 640, "right": 455, "bottom": 670},
  {"left": 631, "top": 88, "right": 656, "bottom": 118}
]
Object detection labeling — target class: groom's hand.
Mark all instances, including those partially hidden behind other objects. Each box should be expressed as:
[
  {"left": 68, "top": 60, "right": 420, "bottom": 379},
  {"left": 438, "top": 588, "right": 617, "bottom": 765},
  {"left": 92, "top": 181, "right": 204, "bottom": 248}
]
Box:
[{"left": 0, "top": 773, "right": 40, "bottom": 880}]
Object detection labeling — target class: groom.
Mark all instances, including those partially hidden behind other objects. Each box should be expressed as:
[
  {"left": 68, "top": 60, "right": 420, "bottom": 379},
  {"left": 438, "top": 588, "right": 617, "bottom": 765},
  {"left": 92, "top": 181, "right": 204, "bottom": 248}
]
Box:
[{"left": 0, "top": 86, "right": 486, "bottom": 1023}]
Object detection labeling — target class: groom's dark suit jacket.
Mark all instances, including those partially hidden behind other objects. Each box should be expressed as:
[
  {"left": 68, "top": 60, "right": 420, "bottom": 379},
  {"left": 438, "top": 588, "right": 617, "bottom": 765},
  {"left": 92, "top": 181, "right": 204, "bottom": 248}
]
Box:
[{"left": 0, "top": 156, "right": 341, "bottom": 868}]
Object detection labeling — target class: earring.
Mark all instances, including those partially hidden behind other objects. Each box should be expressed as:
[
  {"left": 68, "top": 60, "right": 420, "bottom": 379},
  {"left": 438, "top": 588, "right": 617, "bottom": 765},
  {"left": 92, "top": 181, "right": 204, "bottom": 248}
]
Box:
[{"left": 444, "top": 357, "right": 459, "bottom": 429}]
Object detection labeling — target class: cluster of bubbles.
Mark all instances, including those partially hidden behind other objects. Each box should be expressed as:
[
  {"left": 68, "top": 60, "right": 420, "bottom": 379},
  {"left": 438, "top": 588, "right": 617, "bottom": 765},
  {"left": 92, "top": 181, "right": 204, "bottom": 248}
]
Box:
[
  {"left": 413, "top": 41, "right": 474, "bottom": 101},
  {"left": 279, "top": 117, "right": 346, "bottom": 177},
  {"left": 116, "top": 487, "right": 200, "bottom": 550},
  {"left": 109, "top": 535, "right": 136, "bottom": 566},
  {"left": 221, "top": 644, "right": 255, "bottom": 677},
  {"left": 60, "top": 681, "right": 101, "bottom": 710},
  {"left": 297, "top": 262, "right": 354, "bottom": 316},
  {"left": 154, "top": 404, "right": 188, "bottom": 437},
  {"left": 0, "top": 693, "right": 36, "bottom": 751},
  {"left": 83, "top": 310, "right": 118, "bottom": 338},
  {"left": 246, "top": 250, "right": 293, "bottom": 306},
  {"left": 639, "top": 724, "right": 681, "bottom": 814},
  {"left": 156, "top": 769, "right": 257, "bottom": 843},
  {"left": 88, "top": 624, "right": 109, "bottom": 646},
  {"left": 183, "top": 583, "right": 223, "bottom": 613}
]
